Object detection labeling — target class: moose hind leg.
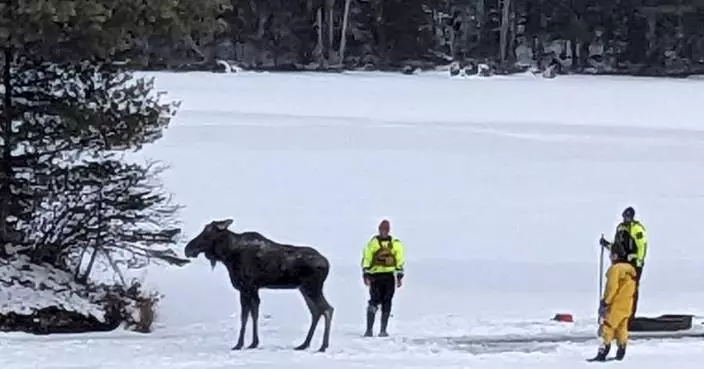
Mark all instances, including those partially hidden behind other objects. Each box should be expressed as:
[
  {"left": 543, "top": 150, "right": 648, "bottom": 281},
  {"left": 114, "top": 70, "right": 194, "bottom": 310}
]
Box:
[
  {"left": 294, "top": 290, "right": 321, "bottom": 350},
  {"left": 247, "top": 292, "right": 261, "bottom": 349},
  {"left": 317, "top": 294, "right": 334, "bottom": 353},
  {"left": 233, "top": 292, "right": 251, "bottom": 350}
]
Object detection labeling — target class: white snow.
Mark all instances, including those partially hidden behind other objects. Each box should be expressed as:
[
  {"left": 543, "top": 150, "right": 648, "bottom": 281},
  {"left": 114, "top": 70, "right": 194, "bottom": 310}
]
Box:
[
  {"left": 3, "top": 70, "right": 704, "bottom": 367},
  {"left": 0, "top": 255, "right": 106, "bottom": 320}
]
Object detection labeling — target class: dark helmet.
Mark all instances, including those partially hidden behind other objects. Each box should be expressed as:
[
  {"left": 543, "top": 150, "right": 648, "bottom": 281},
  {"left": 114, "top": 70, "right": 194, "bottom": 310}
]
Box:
[{"left": 622, "top": 206, "right": 635, "bottom": 219}]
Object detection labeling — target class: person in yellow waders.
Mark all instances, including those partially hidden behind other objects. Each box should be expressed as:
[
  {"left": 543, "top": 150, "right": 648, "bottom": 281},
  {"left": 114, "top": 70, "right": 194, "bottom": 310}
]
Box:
[
  {"left": 600, "top": 206, "right": 647, "bottom": 319},
  {"left": 361, "top": 219, "right": 405, "bottom": 337},
  {"left": 590, "top": 242, "right": 637, "bottom": 361}
]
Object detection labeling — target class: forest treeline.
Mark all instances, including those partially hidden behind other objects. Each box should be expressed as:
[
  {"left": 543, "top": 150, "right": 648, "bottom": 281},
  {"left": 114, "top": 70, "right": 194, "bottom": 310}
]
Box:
[{"left": 124, "top": 0, "right": 704, "bottom": 76}]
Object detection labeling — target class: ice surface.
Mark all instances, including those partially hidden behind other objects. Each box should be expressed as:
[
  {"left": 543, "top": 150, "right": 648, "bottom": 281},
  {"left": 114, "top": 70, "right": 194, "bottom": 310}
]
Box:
[{"left": 2, "top": 71, "right": 704, "bottom": 367}]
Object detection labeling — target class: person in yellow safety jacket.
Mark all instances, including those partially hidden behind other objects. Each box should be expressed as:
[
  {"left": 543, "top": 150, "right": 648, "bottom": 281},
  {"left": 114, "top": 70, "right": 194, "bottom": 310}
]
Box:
[
  {"left": 361, "top": 219, "right": 405, "bottom": 337},
  {"left": 599, "top": 206, "right": 647, "bottom": 318},
  {"left": 590, "top": 242, "right": 637, "bottom": 361}
]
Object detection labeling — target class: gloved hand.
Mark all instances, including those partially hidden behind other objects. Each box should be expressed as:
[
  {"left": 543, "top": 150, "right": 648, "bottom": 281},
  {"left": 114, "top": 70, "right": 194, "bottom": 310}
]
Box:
[
  {"left": 599, "top": 235, "right": 610, "bottom": 247},
  {"left": 362, "top": 273, "right": 371, "bottom": 286},
  {"left": 598, "top": 300, "right": 608, "bottom": 318}
]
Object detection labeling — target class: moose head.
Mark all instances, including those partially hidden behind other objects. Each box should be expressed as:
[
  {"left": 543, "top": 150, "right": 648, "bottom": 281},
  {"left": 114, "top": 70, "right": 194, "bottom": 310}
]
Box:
[{"left": 184, "top": 218, "right": 234, "bottom": 269}]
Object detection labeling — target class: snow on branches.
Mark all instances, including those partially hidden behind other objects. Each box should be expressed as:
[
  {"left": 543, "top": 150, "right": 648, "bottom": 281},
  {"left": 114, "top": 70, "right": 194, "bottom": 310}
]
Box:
[
  {"left": 1, "top": 59, "right": 185, "bottom": 281},
  {"left": 9, "top": 59, "right": 179, "bottom": 153},
  {"left": 17, "top": 154, "right": 186, "bottom": 283}
]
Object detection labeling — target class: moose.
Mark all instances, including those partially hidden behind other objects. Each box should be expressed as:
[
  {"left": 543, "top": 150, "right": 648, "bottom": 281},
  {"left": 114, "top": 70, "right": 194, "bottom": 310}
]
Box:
[{"left": 183, "top": 219, "right": 334, "bottom": 352}]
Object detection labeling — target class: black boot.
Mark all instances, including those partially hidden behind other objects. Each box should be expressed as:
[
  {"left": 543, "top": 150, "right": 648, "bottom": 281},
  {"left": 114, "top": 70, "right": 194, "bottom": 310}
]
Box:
[
  {"left": 379, "top": 311, "right": 390, "bottom": 337},
  {"left": 364, "top": 305, "right": 376, "bottom": 337},
  {"left": 615, "top": 344, "right": 626, "bottom": 360},
  {"left": 589, "top": 344, "right": 611, "bottom": 361}
]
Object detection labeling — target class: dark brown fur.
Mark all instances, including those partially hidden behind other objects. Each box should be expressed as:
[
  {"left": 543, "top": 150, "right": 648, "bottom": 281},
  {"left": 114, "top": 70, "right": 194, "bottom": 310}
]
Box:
[{"left": 184, "top": 219, "right": 334, "bottom": 352}]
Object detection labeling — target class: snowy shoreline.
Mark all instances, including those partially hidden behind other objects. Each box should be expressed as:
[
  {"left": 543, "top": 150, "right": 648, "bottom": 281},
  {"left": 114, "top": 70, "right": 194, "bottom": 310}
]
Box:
[
  {"left": 0, "top": 255, "right": 152, "bottom": 335},
  {"left": 0, "top": 256, "right": 107, "bottom": 320}
]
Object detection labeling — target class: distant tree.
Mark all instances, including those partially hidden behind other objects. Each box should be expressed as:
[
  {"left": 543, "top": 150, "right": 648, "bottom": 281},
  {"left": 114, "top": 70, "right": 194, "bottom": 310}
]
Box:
[{"left": 124, "top": 0, "right": 233, "bottom": 68}]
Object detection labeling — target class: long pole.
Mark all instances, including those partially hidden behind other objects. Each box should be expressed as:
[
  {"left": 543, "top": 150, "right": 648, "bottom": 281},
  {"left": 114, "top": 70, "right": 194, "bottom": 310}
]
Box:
[
  {"left": 599, "top": 239, "right": 604, "bottom": 299},
  {"left": 597, "top": 234, "right": 605, "bottom": 337}
]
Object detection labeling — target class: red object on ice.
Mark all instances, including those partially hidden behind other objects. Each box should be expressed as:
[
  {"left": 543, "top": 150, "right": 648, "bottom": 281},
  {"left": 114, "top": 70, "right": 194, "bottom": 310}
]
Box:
[{"left": 552, "top": 313, "right": 574, "bottom": 323}]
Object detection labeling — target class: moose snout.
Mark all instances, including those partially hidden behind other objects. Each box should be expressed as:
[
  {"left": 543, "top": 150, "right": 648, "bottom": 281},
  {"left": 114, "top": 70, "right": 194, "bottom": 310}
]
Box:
[{"left": 184, "top": 242, "right": 200, "bottom": 258}]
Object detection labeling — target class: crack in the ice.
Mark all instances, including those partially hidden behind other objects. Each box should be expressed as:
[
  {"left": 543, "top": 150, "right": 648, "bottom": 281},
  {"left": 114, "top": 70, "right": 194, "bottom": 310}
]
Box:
[{"left": 408, "top": 333, "right": 704, "bottom": 355}]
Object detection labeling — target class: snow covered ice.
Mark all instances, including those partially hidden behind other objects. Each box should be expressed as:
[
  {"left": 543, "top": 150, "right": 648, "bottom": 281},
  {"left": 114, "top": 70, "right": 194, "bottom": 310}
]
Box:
[{"left": 2, "top": 70, "right": 704, "bottom": 368}]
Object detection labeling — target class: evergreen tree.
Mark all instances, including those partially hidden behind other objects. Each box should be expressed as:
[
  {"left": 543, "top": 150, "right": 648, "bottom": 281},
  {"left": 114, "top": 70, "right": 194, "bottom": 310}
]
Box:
[
  {"left": 1, "top": 59, "right": 183, "bottom": 269},
  {"left": 0, "top": 1, "right": 225, "bottom": 273}
]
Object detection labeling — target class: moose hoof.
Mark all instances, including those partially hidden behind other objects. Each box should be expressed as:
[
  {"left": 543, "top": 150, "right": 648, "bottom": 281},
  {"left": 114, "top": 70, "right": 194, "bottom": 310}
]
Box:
[
  {"left": 232, "top": 343, "right": 244, "bottom": 350},
  {"left": 317, "top": 346, "right": 328, "bottom": 353},
  {"left": 294, "top": 343, "right": 309, "bottom": 350},
  {"left": 247, "top": 342, "right": 259, "bottom": 349}
]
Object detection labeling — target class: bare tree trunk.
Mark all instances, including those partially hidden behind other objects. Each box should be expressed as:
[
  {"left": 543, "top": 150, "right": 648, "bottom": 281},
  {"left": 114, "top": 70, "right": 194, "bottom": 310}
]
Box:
[
  {"left": 316, "top": 8, "right": 324, "bottom": 67},
  {"left": 79, "top": 247, "right": 99, "bottom": 284},
  {"left": 499, "top": 0, "right": 512, "bottom": 63},
  {"left": 0, "top": 2, "right": 15, "bottom": 255},
  {"left": 508, "top": 7, "right": 516, "bottom": 63},
  {"left": 74, "top": 241, "right": 90, "bottom": 281},
  {"left": 339, "top": 0, "right": 352, "bottom": 63},
  {"left": 79, "top": 187, "right": 104, "bottom": 284},
  {"left": 256, "top": 12, "right": 267, "bottom": 66},
  {"left": 375, "top": 1, "right": 386, "bottom": 63},
  {"left": 327, "top": 0, "right": 335, "bottom": 62},
  {"left": 101, "top": 248, "right": 126, "bottom": 286},
  {"left": 0, "top": 46, "right": 13, "bottom": 258}
]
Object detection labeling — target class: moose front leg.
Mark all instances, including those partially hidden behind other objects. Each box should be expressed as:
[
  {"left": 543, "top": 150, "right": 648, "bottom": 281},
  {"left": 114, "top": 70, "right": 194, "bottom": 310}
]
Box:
[
  {"left": 247, "top": 291, "right": 261, "bottom": 349},
  {"left": 233, "top": 292, "right": 251, "bottom": 350}
]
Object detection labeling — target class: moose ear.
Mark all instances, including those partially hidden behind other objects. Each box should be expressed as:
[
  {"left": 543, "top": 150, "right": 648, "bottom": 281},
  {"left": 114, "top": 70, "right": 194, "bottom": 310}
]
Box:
[{"left": 215, "top": 218, "right": 234, "bottom": 231}]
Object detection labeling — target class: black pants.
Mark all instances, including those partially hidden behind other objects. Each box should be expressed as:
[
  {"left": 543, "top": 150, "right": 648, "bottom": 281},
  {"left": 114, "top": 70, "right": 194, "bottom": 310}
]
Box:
[
  {"left": 631, "top": 266, "right": 643, "bottom": 318},
  {"left": 368, "top": 272, "right": 396, "bottom": 314}
]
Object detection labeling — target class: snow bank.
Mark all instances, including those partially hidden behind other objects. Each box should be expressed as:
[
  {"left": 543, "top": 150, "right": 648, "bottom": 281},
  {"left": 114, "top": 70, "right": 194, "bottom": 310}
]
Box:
[
  {"left": 0, "top": 255, "right": 158, "bottom": 334},
  {"left": 0, "top": 256, "right": 106, "bottom": 320}
]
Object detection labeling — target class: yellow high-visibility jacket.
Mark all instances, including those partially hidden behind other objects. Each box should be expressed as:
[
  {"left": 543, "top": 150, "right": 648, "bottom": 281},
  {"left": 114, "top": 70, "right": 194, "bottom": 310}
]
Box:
[
  {"left": 361, "top": 236, "right": 405, "bottom": 276},
  {"left": 610, "top": 220, "right": 648, "bottom": 267}
]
